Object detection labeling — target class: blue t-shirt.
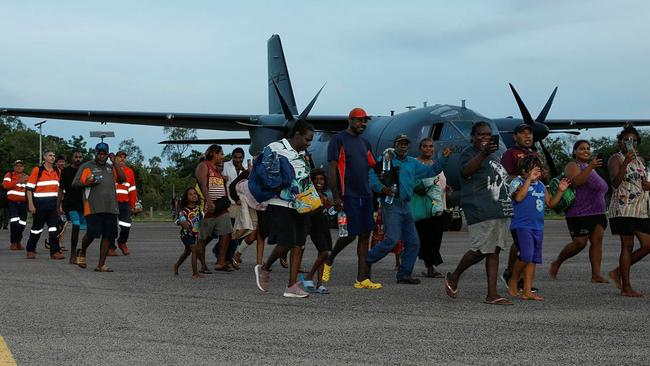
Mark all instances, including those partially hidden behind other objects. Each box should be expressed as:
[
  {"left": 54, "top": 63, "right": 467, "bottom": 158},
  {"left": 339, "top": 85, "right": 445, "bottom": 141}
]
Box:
[
  {"left": 327, "top": 131, "right": 375, "bottom": 198},
  {"left": 509, "top": 176, "right": 545, "bottom": 230}
]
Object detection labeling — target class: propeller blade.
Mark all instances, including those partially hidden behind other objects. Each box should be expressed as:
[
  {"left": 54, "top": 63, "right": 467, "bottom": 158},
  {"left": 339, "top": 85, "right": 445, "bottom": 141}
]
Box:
[
  {"left": 271, "top": 79, "right": 295, "bottom": 122},
  {"left": 535, "top": 86, "right": 558, "bottom": 123},
  {"left": 297, "top": 83, "right": 326, "bottom": 121},
  {"left": 509, "top": 83, "right": 535, "bottom": 125},
  {"left": 538, "top": 140, "right": 558, "bottom": 177}
]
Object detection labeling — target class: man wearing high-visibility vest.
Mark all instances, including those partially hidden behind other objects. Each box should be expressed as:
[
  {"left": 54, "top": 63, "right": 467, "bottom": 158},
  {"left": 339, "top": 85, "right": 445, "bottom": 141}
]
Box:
[
  {"left": 3, "top": 160, "right": 28, "bottom": 251},
  {"left": 108, "top": 150, "right": 141, "bottom": 256},
  {"left": 25, "top": 151, "right": 65, "bottom": 259}
]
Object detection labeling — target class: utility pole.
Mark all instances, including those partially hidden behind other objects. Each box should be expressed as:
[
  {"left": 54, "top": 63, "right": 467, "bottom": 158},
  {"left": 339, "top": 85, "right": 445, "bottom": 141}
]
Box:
[{"left": 34, "top": 120, "right": 47, "bottom": 162}]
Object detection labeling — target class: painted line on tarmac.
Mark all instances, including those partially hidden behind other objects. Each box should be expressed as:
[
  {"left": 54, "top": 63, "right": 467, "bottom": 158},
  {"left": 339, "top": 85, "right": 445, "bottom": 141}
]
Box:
[{"left": 0, "top": 336, "right": 17, "bottom": 366}]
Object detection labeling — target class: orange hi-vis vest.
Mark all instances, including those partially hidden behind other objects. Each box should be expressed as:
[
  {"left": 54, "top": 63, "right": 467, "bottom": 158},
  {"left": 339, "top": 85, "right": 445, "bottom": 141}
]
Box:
[
  {"left": 26, "top": 166, "right": 60, "bottom": 208},
  {"left": 3, "top": 171, "right": 28, "bottom": 202},
  {"left": 115, "top": 166, "right": 137, "bottom": 208}
]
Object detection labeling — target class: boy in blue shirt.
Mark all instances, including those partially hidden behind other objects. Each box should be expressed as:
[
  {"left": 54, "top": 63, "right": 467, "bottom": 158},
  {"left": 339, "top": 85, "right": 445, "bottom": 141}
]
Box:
[{"left": 508, "top": 156, "right": 569, "bottom": 301}]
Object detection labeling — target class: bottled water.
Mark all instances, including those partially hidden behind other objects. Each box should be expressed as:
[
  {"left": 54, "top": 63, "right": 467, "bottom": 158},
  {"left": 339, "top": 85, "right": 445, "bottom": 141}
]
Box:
[
  {"left": 385, "top": 184, "right": 397, "bottom": 204},
  {"left": 337, "top": 211, "right": 348, "bottom": 237}
]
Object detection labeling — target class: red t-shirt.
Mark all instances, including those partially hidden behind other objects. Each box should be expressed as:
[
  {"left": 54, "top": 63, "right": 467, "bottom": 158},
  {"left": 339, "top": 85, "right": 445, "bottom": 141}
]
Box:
[{"left": 500, "top": 146, "right": 538, "bottom": 176}]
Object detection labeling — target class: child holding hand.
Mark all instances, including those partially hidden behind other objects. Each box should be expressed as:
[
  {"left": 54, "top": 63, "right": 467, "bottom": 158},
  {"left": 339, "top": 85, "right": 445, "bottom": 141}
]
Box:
[{"left": 508, "top": 156, "right": 570, "bottom": 300}]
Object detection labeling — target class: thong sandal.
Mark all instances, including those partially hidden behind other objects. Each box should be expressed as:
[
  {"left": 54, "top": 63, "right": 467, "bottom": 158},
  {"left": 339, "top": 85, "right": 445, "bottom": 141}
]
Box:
[
  {"left": 444, "top": 272, "right": 458, "bottom": 299},
  {"left": 76, "top": 256, "right": 87, "bottom": 269},
  {"left": 94, "top": 265, "right": 113, "bottom": 272},
  {"left": 231, "top": 257, "right": 241, "bottom": 270},
  {"left": 214, "top": 264, "right": 233, "bottom": 272},
  {"left": 484, "top": 297, "right": 513, "bottom": 306}
]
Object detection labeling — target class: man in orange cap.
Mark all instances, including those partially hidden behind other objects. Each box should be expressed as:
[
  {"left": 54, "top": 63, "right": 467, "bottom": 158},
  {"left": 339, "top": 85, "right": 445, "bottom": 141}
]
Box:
[{"left": 322, "top": 107, "right": 382, "bottom": 289}]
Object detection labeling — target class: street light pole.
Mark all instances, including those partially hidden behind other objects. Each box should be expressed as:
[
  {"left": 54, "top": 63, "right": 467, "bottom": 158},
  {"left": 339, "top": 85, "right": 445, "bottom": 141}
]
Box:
[{"left": 34, "top": 120, "right": 47, "bottom": 162}]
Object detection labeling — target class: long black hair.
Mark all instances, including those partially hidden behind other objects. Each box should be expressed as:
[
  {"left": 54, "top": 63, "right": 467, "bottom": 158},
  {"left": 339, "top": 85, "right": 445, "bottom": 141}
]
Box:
[
  {"left": 571, "top": 139, "right": 590, "bottom": 159},
  {"left": 617, "top": 126, "right": 641, "bottom": 145},
  {"left": 180, "top": 187, "right": 199, "bottom": 209}
]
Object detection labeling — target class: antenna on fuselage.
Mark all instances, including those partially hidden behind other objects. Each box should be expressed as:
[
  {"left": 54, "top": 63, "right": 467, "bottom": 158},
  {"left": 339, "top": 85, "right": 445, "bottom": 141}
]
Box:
[
  {"left": 405, "top": 105, "right": 416, "bottom": 111},
  {"left": 461, "top": 100, "right": 466, "bottom": 109}
]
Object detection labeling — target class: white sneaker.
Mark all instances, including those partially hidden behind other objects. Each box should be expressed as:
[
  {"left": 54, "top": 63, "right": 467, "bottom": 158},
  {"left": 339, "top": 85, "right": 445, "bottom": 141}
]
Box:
[{"left": 283, "top": 282, "right": 309, "bottom": 298}]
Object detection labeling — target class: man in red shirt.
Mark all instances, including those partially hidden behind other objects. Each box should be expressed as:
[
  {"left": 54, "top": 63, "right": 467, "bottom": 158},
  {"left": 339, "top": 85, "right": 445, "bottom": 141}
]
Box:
[
  {"left": 3, "top": 160, "right": 28, "bottom": 250},
  {"left": 108, "top": 150, "right": 140, "bottom": 256}
]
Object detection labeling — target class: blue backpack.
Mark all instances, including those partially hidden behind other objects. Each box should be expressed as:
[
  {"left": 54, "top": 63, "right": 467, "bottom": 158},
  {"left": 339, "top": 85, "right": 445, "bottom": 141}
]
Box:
[{"left": 248, "top": 146, "right": 295, "bottom": 203}]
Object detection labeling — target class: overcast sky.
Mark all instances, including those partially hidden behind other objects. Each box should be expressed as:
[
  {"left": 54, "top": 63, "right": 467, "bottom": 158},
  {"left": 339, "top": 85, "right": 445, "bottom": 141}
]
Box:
[{"left": 2, "top": 0, "right": 649, "bottom": 162}]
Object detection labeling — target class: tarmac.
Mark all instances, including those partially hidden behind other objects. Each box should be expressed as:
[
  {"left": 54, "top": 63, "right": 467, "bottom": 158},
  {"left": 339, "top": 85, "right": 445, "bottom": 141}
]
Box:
[{"left": 0, "top": 220, "right": 648, "bottom": 365}]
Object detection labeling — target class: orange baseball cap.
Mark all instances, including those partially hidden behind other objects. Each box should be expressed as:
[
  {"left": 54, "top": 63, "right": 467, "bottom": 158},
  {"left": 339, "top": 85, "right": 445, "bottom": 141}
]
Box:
[{"left": 348, "top": 107, "right": 371, "bottom": 120}]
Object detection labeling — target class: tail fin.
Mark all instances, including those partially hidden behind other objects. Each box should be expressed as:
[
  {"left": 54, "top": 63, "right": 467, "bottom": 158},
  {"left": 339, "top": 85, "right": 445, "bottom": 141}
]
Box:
[{"left": 268, "top": 35, "right": 298, "bottom": 116}]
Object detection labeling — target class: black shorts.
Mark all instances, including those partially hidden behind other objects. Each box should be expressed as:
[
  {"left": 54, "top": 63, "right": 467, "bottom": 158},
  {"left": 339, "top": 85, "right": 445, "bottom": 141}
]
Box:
[
  {"left": 268, "top": 205, "right": 309, "bottom": 247},
  {"left": 309, "top": 212, "right": 332, "bottom": 252},
  {"left": 565, "top": 215, "right": 607, "bottom": 237},
  {"left": 256, "top": 209, "right": 272, "bottom": 240},
  {"left": 85, "top": 213, "right": 118, "bottom": 240},
  {"left": 609, "top": 217, "right": 650, "bottom": 236}
]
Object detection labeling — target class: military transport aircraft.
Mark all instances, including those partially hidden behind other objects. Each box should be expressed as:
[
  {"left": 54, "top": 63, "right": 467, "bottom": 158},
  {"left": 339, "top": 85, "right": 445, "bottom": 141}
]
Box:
[{"left": 3, "top": 34, "right": 650, "bottom": 229}]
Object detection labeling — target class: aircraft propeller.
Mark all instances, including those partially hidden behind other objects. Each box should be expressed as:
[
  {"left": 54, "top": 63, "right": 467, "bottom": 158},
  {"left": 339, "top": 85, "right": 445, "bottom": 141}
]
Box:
[
  {"left": 509, "top": 83, "right": 560, "bottom": 177},
  {"left": 271, "top": 79, "right": 326, "bottom": 135}
]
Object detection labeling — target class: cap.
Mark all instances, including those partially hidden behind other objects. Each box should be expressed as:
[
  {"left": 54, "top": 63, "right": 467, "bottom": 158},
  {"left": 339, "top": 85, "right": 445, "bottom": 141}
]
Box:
[
  {"left": 394, "top": 134, "right": 411, "bottom": 143},
  {"left": 349, "top": 107, "right": 371, "bottom": 120},
  {"left": 14, "top": 160, "right": 24, "bottom": 165},
  {"left": 95, "top": 142, "right": 109, "bottom": 153},
  {"left": 116, "top": 150, "right": 127, "bottom": 157},
  {"left": 513, "top": 123, "right": 533, "bottom": 134}
]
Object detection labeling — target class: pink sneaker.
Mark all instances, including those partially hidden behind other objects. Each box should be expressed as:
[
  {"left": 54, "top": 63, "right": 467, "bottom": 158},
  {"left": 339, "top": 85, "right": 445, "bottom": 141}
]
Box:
[
  {"left": 283, "top": 282, "right": 309, "bottom": 298},
  {"left": 254, "top": 264, "right": 270, "bottom": 292}
]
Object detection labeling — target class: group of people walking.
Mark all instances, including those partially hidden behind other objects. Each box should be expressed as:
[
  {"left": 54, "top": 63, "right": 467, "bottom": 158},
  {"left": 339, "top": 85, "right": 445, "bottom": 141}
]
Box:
[{"left": 2, "top": 143, "right": 140, "bottom": 271}]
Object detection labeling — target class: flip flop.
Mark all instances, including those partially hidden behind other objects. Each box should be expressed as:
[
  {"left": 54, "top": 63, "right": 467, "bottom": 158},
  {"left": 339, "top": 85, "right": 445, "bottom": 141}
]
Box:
[
  {"left": 484, "top": 297, "right": 513, "bottom": 306},
  {"left": 279, "top": 258, "right": 288, "bottom": 268},
  {"left": 76, "top": 256, "right": 87, "bottom": 269},
  {"left": 214, "top": 264, "right": 233, "bottom": 272},
  {"left": 444, "top": 272, "right": 457, "bottom": 299},
  {"left": 231, "top": 257, "right": 241, "bottom": 270},
  {"left": 94, "top": 265, "right": 114, "bottom": 273},
  {"left": 199, "top": 269, "right": 212, "bottom": 274},
  {"left": 316, "top": 285, "right": 329, "bottom": 294}
]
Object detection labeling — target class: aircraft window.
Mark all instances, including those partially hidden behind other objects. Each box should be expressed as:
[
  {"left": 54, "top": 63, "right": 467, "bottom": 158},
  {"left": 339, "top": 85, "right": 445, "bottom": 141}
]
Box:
[
  {"left": 452, "top": 121, "right": 475, "bottom": 137},
  {"left": 418, "top": 125, "right": 432, "bottom": 142},
  {"left": 431, "top": 124, "right": 443, "bottom": 141},
  {"left": 441, "top": 123, "right": 464, "bottom": 140}
]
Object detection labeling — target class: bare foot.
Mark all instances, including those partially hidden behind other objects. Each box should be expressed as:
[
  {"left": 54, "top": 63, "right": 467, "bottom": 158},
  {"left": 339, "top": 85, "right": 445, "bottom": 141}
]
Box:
[
  {"left": 608, "top": 270, "right": 622, "bottom": 289},
  {"left": 173, "top": 264, "right": 179, "bottom": 275},
  {"left": 548, "top": 262, "right": 559, "bottom": 280},
  {"left": 591, "top": 275, "right": 609, "bottom": 284},
  {"left": 507, "top": 279, "right": 519, "bottom": 297},
  {"left": 621, "top": 288, "right": 643, "bottom": 298},
  {"left": 192, "top": 273, "right": 205, "bottom": 279},
  {"left": 521, "top": 292, "right": 544, "bottom": 301}
]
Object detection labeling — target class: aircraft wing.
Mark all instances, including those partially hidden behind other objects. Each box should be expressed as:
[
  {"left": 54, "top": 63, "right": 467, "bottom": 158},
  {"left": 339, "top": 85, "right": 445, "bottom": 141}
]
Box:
[
  {"left": 0, "top": 107, "right": 256, "bottom": 131},
  {"left": 546, "top": 119, "right": 650, "bottom": 130},
  {"left": 159, "top": 138, "right": 251, "bottom": 145},
  {"left": 1, "top": 107, "right": 350, "bottom": 133}
]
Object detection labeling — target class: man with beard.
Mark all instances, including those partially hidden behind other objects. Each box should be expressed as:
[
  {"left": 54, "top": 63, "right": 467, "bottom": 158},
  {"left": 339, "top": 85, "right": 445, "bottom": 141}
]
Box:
[
  {"left": 500, "top": 123, "right": 540, "bottom": 291},
  {"left": 58, "top": 150, "right": 87, "bottom": 264},
  {"left": 322, "top": 108, "right": 381, "bottom": 289},
  {"left": 73, "top": 143, "right": 126, "bottom": 272}
]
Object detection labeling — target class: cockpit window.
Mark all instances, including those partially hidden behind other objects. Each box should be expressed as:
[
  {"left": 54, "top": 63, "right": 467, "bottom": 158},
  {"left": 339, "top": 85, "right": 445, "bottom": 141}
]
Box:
[{"left": 441, "top": 120, "right": 474, "bottom": 140}]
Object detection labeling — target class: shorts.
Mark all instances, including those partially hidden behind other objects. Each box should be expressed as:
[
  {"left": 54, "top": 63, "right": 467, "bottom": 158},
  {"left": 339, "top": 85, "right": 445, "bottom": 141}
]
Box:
[
  {"left": 467, "top": 218, "right": 511, "bottom": 254},
  {"left": 309, "top": 212, "right": 332, "bottom": 252},
  {"left": 181, "top": 235, "right": 197, "bottom": 246},
  {"left": 565, "top": 214, "right": 607, "bottom": 237},
  {"left": 257, "top": 209, "right": 272, "bottom": 240},
  {"left": 342, "top": 196, "right": 375, "bottom": 237},
  {"left": 66, "top": 210, "right": 87, "bottom": 230},
  {"left": 514, "top": 228, "right": 543, "bottom": 264},
  {"left": 199, "top": 214, "right": 233, "bottom": 240},
  {"left": 268, "top": 205, "right": 308, "bottom": 247},
  {"left": 609, "top": 217, "right": 650, "bottom": 236},
  {"left": 85, "top": 213, "right": 118, "bottom": 240}
]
